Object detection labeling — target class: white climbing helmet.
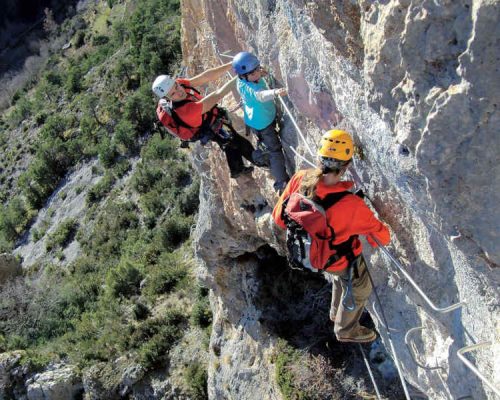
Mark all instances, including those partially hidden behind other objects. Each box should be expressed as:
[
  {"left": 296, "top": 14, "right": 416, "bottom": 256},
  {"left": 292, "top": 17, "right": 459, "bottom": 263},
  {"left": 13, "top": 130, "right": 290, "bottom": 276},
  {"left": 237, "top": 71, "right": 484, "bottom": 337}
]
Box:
[{"left": 152, "top": 75, "right": 175, "bottom": 98}]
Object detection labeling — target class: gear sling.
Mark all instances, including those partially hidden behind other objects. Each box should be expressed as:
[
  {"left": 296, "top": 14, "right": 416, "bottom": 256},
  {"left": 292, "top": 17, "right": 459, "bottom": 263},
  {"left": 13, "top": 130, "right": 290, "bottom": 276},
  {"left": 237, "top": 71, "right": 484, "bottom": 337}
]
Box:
[{"left": 282, "top": 191, "right": 360, "bottom": 311}]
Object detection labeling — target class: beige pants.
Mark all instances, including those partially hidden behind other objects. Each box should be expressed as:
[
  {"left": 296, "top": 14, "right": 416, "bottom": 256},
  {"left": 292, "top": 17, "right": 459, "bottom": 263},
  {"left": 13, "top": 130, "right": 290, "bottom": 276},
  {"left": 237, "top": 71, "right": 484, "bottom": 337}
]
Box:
[{"left": 328, "top": 256, "right": 372, "bottom": 338}]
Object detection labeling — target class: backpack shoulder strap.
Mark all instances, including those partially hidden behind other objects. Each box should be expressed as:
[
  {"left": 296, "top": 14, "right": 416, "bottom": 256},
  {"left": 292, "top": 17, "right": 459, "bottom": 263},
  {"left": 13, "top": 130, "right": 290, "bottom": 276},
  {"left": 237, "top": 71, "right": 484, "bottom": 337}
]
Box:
[
  {"left": 179, "top": 84, "right": 201, "bottom": 96},
  {"left": 317, "top": 191, "right": 351, "bottom": 211},
  {"left": 170, "top": 99, "right": 197, "bottom": 129}
]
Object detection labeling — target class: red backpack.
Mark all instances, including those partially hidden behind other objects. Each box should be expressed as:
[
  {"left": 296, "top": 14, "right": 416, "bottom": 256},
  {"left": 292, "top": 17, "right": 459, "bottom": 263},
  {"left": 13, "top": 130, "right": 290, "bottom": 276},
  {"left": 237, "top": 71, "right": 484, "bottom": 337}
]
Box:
[
  {"left": 156, "top": 84, "right": 223, "bottom": 141},
  {"left": 282, "top": 191, "right": 357, "bottom": 273}
]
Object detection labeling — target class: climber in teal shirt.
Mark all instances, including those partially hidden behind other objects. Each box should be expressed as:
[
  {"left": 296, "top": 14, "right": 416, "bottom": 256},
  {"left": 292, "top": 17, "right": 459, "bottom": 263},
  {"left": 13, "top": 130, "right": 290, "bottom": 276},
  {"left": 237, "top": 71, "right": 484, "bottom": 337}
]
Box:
[
  {"left": 233, "top": 52, "right": 290, "bottom": 193},
  {"left": 238, "top": 78, "right": 277, "bottom": 129}
]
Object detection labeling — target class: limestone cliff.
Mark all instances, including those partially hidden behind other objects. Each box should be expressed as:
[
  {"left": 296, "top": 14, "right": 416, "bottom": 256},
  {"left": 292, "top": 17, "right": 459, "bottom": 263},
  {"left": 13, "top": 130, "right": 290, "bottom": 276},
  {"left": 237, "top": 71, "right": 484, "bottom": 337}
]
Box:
[{"left": 181, "top": 0, "right": 500, "bottom": 399}]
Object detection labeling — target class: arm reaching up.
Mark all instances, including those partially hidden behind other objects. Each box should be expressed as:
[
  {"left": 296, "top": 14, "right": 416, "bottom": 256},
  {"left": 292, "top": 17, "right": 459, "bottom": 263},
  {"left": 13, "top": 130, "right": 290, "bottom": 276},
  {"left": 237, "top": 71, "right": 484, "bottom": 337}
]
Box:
[
  {"left": 189, "top": 62, "right": 233, "bottom": 87},
  {"left": 200, "top": 76, "right": 238, "bottom": 114}
]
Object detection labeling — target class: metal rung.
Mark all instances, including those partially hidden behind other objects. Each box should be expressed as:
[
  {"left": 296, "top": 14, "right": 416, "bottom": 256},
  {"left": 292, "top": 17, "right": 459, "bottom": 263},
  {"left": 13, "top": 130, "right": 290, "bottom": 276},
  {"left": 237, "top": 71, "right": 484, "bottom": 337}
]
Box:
[
  {"left": 457, "top": 342, "right": 500, "bottom": 397},
  {"left": 404, "top": 326, "right": 445, "bottom": 371},
  {"left": 372, "top": 237, "right": 466, "bottom": 313}
]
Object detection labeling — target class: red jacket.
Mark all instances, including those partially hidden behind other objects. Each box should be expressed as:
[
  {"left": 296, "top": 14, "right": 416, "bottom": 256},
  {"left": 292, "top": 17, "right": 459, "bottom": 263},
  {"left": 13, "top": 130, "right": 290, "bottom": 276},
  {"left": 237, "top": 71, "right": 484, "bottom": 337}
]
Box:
[
  {"left": 272, "top": 170, "right": 391, "bottom": 271},
  {"left": 156, "top": 78, "right": 204, "bottom": 141}
]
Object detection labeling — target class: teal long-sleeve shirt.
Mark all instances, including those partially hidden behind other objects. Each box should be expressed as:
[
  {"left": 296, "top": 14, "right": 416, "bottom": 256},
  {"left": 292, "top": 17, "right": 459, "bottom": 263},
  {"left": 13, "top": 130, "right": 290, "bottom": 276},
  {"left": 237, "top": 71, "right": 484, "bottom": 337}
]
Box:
[{"left": 237, "top": 78, "right": 277, "bottom": 130}]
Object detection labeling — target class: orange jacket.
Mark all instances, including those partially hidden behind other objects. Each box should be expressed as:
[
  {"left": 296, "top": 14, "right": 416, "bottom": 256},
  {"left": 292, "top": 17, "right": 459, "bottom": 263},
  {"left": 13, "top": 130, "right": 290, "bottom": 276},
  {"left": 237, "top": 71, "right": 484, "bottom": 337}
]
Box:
[{"left": 272, "top": 170, "right": 391, "bottom": 271}]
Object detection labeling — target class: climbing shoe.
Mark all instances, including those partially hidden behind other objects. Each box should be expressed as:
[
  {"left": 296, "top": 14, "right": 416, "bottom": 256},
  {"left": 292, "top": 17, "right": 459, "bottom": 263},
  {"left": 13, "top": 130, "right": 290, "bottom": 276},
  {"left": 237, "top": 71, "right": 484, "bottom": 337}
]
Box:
[
  {"left": 336, "top": 326, "right": 376, "bottom": 343},
  {"left": 230, "top": 166, "right": 254, "bottom": 179}
]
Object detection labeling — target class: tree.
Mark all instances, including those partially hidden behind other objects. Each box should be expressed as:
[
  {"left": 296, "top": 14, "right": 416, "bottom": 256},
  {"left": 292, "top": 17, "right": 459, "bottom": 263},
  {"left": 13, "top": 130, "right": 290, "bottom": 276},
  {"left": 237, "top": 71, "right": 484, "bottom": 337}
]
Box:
[{"left": 43, "top": 8, "right": 57, "bottom": 34}]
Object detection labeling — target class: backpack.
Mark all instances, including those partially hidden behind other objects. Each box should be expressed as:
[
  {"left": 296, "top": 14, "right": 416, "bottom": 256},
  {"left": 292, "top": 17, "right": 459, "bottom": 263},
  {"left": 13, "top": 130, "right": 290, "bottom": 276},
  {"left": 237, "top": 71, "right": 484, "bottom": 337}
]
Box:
[
  {"left": 156, "top": 84, "right": 225, "bottom": 142},
  {"left": 282, "top": 191, "right": 357, "bottom": 273}
]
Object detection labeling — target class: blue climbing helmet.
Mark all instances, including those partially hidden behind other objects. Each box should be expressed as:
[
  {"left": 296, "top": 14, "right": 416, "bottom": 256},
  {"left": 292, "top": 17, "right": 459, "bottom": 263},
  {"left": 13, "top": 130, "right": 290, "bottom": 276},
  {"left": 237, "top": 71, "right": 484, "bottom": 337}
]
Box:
[{"left": 232, "top": 52, "right": 260, "bottom": 75}]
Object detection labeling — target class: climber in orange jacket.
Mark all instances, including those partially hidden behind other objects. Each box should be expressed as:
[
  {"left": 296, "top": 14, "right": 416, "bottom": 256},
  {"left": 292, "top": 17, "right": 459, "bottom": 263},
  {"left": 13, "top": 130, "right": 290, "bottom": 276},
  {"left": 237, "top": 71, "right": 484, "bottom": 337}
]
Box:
[{"left": 272, "top": 129, "right": 390, "bottom": 343}]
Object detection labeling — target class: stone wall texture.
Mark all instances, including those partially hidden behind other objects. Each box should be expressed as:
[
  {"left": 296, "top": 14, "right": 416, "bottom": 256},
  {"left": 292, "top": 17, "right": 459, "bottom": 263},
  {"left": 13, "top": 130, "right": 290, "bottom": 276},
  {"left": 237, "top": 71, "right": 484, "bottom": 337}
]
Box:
[{"left": 181, "top": 0, "right": 500, "bottom": 399}]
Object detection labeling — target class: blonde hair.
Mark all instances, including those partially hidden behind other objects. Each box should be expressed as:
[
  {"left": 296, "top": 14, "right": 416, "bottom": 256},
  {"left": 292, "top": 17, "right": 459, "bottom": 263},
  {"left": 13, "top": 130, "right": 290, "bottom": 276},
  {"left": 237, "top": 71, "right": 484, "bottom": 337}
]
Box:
[{"left": 299, "top": 168, "right": 323, "bottom": 199}]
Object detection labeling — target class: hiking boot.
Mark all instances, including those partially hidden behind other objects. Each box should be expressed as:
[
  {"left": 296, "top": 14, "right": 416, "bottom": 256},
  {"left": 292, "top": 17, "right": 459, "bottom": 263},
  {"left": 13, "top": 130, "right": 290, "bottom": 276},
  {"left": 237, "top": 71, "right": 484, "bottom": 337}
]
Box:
[
  {"left": 336, "top": 326, "right": 376, "bottom": 343},
  {"left": 231, "top": 166, "right": 254, "bottom": 179}
]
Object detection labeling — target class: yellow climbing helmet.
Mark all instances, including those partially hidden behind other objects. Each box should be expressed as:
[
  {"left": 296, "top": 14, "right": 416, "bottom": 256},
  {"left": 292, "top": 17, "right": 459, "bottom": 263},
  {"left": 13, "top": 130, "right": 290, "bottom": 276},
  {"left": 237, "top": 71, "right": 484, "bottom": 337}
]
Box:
[{"left": 318, "top": 129, "right": 354, "bottom": 161}]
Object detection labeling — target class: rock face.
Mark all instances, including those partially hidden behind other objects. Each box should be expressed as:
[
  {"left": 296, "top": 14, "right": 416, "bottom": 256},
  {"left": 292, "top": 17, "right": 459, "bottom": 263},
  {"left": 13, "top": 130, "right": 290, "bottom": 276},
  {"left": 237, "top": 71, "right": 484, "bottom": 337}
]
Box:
[
  {"left": 26, "top": 364, "right": 82, "bottom": 400},
  {"left": 181, "top": 0, "right": 500, "bottom": 399},
  {"left": 0, "top": 351, "right": 29, "bottom": 399}
]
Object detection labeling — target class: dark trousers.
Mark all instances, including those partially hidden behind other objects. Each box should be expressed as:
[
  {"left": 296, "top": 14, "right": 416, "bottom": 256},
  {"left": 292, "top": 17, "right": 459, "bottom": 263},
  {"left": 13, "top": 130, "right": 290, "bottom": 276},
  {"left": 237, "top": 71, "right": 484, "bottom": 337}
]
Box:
[
  {"left": 250, "top": 121, "right": 289, "bottom": 188},
  {"left": 212, "top": 129, "right": 255, "bottom": 175}
]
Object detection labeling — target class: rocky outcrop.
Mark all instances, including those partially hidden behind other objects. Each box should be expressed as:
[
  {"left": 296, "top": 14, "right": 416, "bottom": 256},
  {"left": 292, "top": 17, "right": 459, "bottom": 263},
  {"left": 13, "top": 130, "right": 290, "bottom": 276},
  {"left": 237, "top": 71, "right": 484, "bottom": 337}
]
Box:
[
  {"left": 181, "top": 0, "right": 500, "bottom": 399},
  {"left": 0, "top": 351, "right": 29, "bottom": 399},
  {"left": 26, "top": 364, "right": 82, "bottom": 400}
]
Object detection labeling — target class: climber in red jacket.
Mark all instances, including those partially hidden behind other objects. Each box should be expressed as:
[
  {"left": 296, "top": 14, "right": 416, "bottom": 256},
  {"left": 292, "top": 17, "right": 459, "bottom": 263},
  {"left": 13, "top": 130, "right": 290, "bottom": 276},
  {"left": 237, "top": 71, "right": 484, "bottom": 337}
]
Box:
[
  {"left": 152, "top": 63, "right": 255, "bottom": 178},
  {"left": 272, "top": 129, "right": 390, "bottom": 343}
]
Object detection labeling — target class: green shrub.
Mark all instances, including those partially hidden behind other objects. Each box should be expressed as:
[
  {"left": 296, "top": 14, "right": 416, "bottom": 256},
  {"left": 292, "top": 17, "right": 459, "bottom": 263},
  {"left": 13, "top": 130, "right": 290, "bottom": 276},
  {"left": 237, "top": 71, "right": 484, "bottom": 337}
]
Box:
[
  {"left": 131, "top": 311, "right": 185, "bottom": 370},
  {"left": 156, "top": 213, "right": 193, "bottom": 251},
  {"left": 140, "top": 133, "right": 177, "bottom": 161},
  {"left": 65, "top": 65, "right": 83, "bottom": 95},
  {"left": 132, "top": 302, "right": 150, "bottom": 320},
  {"left": 46, "top": 218, "right": 78, "bottom": 251},
  {"left": 86, "top": 174, "right": 115, "bottom": 204},
  {"left": 35, "top": 112, "right": 48, "bottom": 126},
  {"left": 39, "top": 115, "right": 68, "bottom": 139},
  {"left": 73, "top": 30, "right": 85, "bottom": 48},
  {"left": 274, "top": 340, "right": 306, "bottom": 400},
  {"left": 111, "top": 158, "right": 131, "bottom": 178},
  {"left": 19, "top": 350, "right": 52, "bottom": 372},
  {"left": 131, "top": 163, "right": 163, "bottom": 194},
  {"left": 92, "top": 35, "right": 109, "bottom": 46},
  {"left": 8, "top": 97, "right": 31, "bottom": 126},
  {"left": 179, "top": 177, "right": 200, "bottom": 216},
  {"left": 184, "top": 364, "right": 208, "bottom": 400},
  {"left": 98, "top": 137, "right": 118, "bottom": 168},
  {"left": 114, "top": 119, "right": 137, "bottom": 155},
  {"left": 142, "top": 262, "right": 187, "bottom": 297},
  {"left": 191, "top": 296, "right": 212, "bottom": 329},
  {"left": 44, "top": 71, "right": 62, "bottom": 86},
  {"left": 0, "top": 197, "right": 29, "bottom": 243},
  {"left": 106, "top": 260, "right": 143, "bottom": 298}
]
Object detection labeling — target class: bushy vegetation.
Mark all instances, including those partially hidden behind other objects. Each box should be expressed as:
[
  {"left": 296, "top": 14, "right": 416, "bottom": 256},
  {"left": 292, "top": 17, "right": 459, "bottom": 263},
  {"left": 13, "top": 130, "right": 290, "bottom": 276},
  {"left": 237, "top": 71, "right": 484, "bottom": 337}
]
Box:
[
  {"left": 0, "top": 0, "right": 182, "bottom": 248},
  {"left": 0, "top": 0, "right": 210, "bottom": 393},
  {"left": 45, "top": 218, "right": 78, "bottom": 251}
]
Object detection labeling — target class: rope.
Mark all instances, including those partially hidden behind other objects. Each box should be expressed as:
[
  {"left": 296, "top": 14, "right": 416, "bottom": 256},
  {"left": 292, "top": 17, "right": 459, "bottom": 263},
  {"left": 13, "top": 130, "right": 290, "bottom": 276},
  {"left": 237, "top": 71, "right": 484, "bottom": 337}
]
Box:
[
  {"left": 358, "top": 343, "right": 382, "bottom": 400},
  {"left": 289, "top": 145, "right": 316, "bottom": 168},
  {"left": 365, "top": 262, "right": 412, "bottom": 400},
  {"left": 262, "top": 78, "right": 316, "bottom": 159}
]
